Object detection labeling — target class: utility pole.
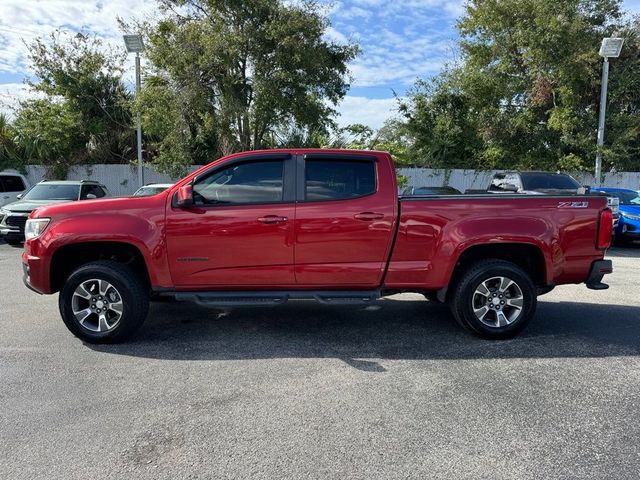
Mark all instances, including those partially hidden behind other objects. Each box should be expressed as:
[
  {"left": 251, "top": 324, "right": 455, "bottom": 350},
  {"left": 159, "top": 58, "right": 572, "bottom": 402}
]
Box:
[{"left": 123, "top": 35, "right": 146, "bottom": 189}]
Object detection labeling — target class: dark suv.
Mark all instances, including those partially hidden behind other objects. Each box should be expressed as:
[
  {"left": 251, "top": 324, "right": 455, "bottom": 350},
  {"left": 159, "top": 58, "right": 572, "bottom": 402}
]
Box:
[{"left": 0, "top": 180, "right": 109, "bottom": 245}]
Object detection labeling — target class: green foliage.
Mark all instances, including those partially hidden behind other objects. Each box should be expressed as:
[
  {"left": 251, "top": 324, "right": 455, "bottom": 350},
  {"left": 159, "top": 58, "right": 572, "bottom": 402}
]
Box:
[
  {"left": 318, "top": 120, "right": 413, "bottom": 166},
  {"left": 0, "top": 114, "right": 26, "bottom": 172},
  {"left": 399, "top": 0, "right": 640, "bottom": 172},
  {"left": 13, "top": 100, "right": 85, "bottom": 178},
  {"left": 12, "top": 31, "right": 134, "bottom": 177},
  {"left": 135, "top": 0, "right": 358, "bottom": 173}
]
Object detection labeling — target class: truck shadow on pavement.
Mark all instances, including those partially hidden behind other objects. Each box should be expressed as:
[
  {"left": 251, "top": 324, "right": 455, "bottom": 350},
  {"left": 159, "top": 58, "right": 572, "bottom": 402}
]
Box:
[{"left": 87, "top": 297, "right": 640, "bottom": 371}]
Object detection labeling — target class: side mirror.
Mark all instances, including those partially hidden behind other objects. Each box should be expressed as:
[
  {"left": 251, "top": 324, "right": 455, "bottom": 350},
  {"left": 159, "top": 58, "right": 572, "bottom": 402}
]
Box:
[
  {"left": 176, "top": 184, "right": 194, "bottom": 207},
  {"left": 16, "top": 193, "right": 23, "bottom": 200},
  {"left": 86, "top": 194, "right": 97, "bottom": 199},
  {"left": 502, "top": 183, "right": 519, "bottom": 192}
]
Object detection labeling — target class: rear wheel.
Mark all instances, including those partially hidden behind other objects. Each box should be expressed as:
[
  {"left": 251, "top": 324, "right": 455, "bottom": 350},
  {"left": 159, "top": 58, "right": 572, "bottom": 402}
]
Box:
[
  {"left": 59, "top": 261, "right": 149, "bottom": 343},
  {"left": 449, "top": 260, "right": 537, "bottom": 339}
]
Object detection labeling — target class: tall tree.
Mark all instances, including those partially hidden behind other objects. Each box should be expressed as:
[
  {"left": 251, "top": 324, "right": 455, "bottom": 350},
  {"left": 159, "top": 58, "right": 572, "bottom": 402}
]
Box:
[
  {"left": 15, "top": 31, "right": 134, "bottom": 177},
  {"left": 136, "top": 0, "right": 358, "bottom": 174},
  {"left": 400, "top": 0, "right": 640, "bottom": 172}
]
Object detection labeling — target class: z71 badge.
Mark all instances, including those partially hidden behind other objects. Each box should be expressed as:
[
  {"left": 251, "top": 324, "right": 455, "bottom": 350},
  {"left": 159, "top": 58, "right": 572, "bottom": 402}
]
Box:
[{"left": 557, "top": 201, "right": 589, "bottom": 208}]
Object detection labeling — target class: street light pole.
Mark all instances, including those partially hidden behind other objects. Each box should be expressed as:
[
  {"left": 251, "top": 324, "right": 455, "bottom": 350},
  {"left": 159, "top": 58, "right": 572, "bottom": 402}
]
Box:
[
  {"left": 595, "top": 56, "right": 609, "bottom": 185},
  {"left": 595, "top": 37, "right": 624, "bottom": 186},
  {"left": 123, "top": 34, "right": 146, "bottom": 189},
  {"left": 135, "top": 52, "right": 143, "bottom": 188}
]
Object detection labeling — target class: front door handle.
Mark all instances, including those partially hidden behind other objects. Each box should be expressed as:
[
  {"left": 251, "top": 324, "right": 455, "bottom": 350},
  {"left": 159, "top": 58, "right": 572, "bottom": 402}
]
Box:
[
  {"left": 354, "top": 212, "right": 384, "bottom": 221},
  {"left": 258, "top": 215, "right": 288, "bottom": 224}
]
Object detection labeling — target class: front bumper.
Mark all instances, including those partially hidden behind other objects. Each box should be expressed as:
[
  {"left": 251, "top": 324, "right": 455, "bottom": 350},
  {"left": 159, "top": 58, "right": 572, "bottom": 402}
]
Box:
[
  {"left": 21, "top": 250, "right": 48, "bottom": 294},
  {"left": 22, "top": 262, "right": 41, "bottom": 294},
  {"left": 585, "top": 259, "right": 612, "bottom": 290},
  {"left": 0, "top": 227, "right": 23, "bottom": 238},
  {"left": 620, "top": 217, "right": 640, "bottom": 237},
  {"left": 0, "top": 213, "right": 28, "bottom": 239}
]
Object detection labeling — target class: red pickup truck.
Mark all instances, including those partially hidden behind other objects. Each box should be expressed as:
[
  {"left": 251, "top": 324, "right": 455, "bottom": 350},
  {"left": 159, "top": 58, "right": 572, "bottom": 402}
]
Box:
[{"left": 22, "top": 149, "right": 613, "bottom": 343}]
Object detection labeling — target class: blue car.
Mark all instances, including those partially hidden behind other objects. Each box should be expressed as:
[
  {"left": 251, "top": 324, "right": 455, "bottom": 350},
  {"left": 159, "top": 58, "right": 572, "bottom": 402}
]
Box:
[{"left": 593, "top": 187, "right": 640, "bottom": 241}]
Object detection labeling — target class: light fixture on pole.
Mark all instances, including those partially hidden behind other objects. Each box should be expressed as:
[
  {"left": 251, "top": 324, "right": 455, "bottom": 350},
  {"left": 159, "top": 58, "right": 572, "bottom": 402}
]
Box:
[
  {"left": 595, "top": 37, "right": 623, "bottom": 185},
  {"left": 123, "top": 34, "right": 145, "bottom": 188}
]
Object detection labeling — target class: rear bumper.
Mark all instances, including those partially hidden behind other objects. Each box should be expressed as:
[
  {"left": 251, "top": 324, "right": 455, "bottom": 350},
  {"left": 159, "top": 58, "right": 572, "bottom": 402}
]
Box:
[{"left": 586, "top": 259, "right": 612, "bottom": 290}]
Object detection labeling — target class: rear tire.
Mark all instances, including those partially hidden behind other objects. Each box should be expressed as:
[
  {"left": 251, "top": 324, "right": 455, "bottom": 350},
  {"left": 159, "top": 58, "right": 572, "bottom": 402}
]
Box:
[
  {"left": 59, "top": 261, "right": 149, "bottom": 343},
  {"left": 449, "top": 260, "right": 537, "bottom": 339}
]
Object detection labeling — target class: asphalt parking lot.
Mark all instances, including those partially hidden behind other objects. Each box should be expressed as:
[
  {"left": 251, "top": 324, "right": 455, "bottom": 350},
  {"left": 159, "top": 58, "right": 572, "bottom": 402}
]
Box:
[{"left": 1, "top": 240, "right": 639, "bottom": 479}]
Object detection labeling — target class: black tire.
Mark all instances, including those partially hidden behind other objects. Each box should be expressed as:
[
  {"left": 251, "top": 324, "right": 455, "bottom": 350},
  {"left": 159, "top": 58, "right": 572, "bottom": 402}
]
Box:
[
  {"left": 59, "top": 261, "right": 149, "bottom": 343},
  {"left": 449, "top": 260, "right": 537, "bottom": 339}
]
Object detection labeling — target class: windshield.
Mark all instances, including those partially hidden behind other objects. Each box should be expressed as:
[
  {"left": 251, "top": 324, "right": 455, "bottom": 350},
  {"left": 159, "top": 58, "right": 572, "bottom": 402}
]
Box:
[
  {"left": 605, "top": 190, "right": 640, "bottom": 205},
  {"left": 520, "top": 173, "right": 581, "bottom": 190},
  {"left": 23, "top": 184, "right": 79, "bottom": 201}
]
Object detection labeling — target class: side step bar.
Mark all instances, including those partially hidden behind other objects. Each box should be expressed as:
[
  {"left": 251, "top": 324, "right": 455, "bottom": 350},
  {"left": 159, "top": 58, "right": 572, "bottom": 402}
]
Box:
[{"left": 174, "top": 290, "right": 381, "bottom": 307}]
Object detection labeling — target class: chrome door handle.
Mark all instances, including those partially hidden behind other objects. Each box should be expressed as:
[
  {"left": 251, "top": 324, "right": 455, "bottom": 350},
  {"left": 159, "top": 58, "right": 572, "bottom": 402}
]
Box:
[
  {"left": 258, "top": 215, "right": 288, "bottom": 224},
  {"left": 354, "top": 212, "right": 384, "bottom": 221}
]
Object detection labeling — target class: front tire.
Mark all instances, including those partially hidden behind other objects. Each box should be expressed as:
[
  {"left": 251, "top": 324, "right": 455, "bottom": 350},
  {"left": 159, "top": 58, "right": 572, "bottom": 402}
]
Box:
[
  {"left": 449, "top": 260, "right": 537, "bottom": 339},
  {"left": 59, "top": 261, "right": 149, "bottom": 343}
]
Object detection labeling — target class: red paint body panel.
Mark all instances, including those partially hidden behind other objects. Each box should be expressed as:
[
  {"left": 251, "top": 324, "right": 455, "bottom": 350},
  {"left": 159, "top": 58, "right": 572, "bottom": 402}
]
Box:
[
  {"left": 22, "top": 149, "right": 609, "bottom": 296},
  {"left": 294, "top": 154, "right": 397, "bottom": 286},
  {"left": 385, "top": 196, "right": 606, "bottom": 290},
  {"left": 166, "top": 203, "right": 296, "bottom": 287}
]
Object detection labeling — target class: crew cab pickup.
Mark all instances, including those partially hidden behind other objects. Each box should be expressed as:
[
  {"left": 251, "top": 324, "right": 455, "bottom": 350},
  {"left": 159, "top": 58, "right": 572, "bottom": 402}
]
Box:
[{"left": 22, "top": 149, "right": 613, "bottom": 343}]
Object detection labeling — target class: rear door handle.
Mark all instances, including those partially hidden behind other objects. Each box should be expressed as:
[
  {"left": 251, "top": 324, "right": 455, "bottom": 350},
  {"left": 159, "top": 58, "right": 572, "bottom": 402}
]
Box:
[
  {"left": 354, "top": 212, "right": 384, "bottom": 221},
  {"left": 258, "top": 215, "right": 288, "bottom": 224}
]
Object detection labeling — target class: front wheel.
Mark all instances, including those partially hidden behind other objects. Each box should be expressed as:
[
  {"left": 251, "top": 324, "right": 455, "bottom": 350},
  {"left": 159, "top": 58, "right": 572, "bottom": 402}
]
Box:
[
  {"left": 59, "top": 261, "right": 149, "bottom": 343},
  {"left": 449, "top": 260, "right": 537, "bottom": 339}
]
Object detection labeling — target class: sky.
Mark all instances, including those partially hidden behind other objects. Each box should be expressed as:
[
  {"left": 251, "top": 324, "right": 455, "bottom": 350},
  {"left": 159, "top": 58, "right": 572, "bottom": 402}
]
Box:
[{"left": 1, "top": 0, "right": 639, "bottom": 130}]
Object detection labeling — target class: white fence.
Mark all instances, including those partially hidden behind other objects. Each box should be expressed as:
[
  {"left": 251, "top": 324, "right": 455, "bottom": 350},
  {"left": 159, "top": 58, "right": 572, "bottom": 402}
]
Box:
[
  {"left": 24, "top": 164, "right": 197, "bottom": 197},
  {"left": 22, "top": 164, "right": 640, "bottom": 196},
  {"left": 398, "top": 168, "right": 640, "bottom": 192}
]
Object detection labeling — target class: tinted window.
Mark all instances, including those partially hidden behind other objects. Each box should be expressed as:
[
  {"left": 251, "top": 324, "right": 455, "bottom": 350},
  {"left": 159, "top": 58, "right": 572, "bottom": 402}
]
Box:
[
  {"left": 1, "top": 175, "right": 26, "bottom": 192},
  {"left": 520, "top": 173, "right": 580, "bottom": 190},
  {"left": 193, "top": 160, "right": 284, "bottom": 205},
  {"left": 599, "top": 190, "right": 640, "bottom": 205},
  {"left": 305, "top": 160, "right": 376, "bottom": 201},
  {"left": 80, "top": 185, "right": 106, "bottom": 199},
  {"left": 23, "top": 184, "right": 80, "bottom": 201}
]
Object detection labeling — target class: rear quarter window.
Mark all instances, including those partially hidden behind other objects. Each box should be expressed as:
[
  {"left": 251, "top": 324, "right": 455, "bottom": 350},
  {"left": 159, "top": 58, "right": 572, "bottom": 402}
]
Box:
[
  {"left": 1, "top": 175, "right": 26, "bottom": 192},
  {"left": 305, "top": 160, "right": 376, "bottom": 201}
]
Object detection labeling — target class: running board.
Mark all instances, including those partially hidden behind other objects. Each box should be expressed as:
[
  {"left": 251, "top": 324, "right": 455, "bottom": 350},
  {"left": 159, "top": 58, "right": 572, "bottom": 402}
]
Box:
[{"left": 174, "top": 290, "right": 381, "bottom": 307}]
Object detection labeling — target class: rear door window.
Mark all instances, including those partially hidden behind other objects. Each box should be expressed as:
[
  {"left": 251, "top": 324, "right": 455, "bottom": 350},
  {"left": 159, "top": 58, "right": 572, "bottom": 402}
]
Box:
[
  {"left": 1, "top": 175, "right": 26, "bottom": 192},
  {"left": 80, "top": 185, "right": 107, "bottom": 199},
  {"left": 304, "top": 159, "right": 376, "bottom": 201}
]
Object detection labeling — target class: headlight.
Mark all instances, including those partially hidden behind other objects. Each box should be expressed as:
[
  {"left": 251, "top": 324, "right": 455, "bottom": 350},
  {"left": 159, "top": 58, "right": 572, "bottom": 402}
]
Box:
[
  {"left": 622, "top": 212, "right": 640, "bottom": 221},
  {"left": 24, "top": 218, "right": 51, "bottom": 240}
]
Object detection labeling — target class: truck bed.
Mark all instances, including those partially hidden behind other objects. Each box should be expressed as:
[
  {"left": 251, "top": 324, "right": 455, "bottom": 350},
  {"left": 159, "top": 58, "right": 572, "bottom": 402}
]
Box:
[{"left": 385, "top": 194, "right": 608, "bottom": 291}]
